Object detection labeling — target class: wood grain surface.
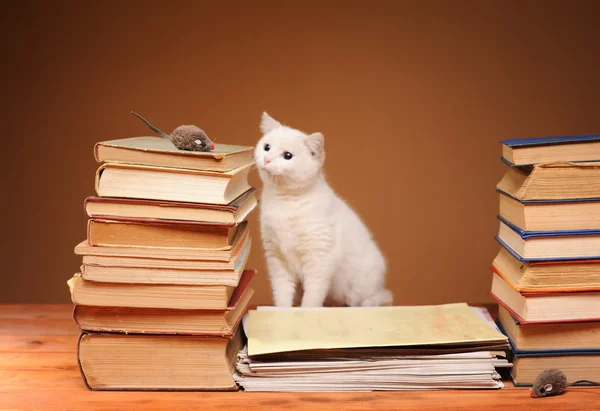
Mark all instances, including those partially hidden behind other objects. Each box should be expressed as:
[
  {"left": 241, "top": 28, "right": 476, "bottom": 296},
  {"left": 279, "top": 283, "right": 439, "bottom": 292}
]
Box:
[{"left": 0, "top": 304, "right": 598, "bottom": 411}]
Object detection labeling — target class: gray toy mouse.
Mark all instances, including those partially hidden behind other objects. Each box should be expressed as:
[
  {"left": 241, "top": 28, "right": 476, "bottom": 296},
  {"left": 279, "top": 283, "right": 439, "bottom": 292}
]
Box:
[
  {"left": 531, "top": 368, "right": 600, "bottom": 398},
  {"left": 131, "top": 111, "right": 215, "bottom": 152}
]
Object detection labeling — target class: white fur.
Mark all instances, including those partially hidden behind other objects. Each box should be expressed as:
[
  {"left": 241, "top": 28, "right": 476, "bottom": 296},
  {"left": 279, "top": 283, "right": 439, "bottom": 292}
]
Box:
[{"left": 255, "top": 112, "right": 393, "bottom": 307}]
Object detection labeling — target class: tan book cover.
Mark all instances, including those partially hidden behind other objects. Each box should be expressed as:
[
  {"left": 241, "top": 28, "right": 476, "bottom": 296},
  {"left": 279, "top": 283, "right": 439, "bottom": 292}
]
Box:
[
  {"left": 74, "top": 222, "right": 249, "bottom": 261},
  {"left": 95, "top": 162, "right": 254, "bottom": 205},
  {"left": 94, "top": 136, "right": 254, "bottom": 172}
]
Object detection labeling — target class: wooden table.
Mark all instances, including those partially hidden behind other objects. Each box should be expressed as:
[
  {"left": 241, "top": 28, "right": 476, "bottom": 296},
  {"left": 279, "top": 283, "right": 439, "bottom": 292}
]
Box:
[{"left": 0, "top": 305, "right": 598, "bottom": 410}]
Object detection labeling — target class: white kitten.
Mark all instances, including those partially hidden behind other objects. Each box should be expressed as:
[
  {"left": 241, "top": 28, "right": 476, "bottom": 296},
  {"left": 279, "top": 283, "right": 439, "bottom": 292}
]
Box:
[{"left": 254, "top": 112, "right": 393, "bottom": 307}]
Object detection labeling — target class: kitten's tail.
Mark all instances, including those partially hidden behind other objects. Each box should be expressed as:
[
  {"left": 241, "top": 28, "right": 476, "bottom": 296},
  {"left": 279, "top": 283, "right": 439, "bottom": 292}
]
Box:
[{"left": 361, "top": 289, "right": 393, "bottom": 307}]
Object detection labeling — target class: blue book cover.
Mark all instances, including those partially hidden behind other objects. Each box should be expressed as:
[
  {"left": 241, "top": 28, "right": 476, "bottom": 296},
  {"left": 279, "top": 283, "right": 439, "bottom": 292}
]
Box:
[
  {"left": 496, "top": 188, "right": 600, "bottom": 204},
  {"left": 496, "top": 320, "right": 600, "bottom": 357},
  {"left": 497, "top": 215, "right": 600, "bottom": 237},
  {"left": 494, "top": 236, "right": 600, "bottom": 262},
  {"left": 501, "top": 134, "right": 600, "bottom": 148},
  {"left": 500, "top": 134, "right": 600, "bottom": 166}
]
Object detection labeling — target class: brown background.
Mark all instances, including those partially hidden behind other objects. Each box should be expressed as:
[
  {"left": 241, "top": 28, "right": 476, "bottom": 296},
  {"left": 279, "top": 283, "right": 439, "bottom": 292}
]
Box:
[{"left": 2, "top": 1, "right": 599, "bottom": 305}]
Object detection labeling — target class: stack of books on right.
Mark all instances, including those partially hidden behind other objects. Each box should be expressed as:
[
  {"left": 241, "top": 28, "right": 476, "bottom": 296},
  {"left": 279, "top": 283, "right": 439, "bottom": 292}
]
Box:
[{"left": 489, "top": 134, "right": 600, "bottom": 387}]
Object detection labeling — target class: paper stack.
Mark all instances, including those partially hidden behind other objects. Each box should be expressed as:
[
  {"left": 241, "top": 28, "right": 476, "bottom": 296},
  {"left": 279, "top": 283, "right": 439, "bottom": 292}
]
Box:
[{"left": 234, "top": 303, "right": 510, "bottom": 392}]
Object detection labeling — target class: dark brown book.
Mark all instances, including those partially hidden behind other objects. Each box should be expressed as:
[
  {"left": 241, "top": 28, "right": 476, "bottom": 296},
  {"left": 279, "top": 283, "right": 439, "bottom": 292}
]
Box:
[
  {"left": 87, "top": 218, "right": 240, "bottom": 250},
  {"left": 84, "top": 188, "right": 258, "bottom": 224},
  {"left": 77, "top": 327, "right": 244, "bottom": 390}
]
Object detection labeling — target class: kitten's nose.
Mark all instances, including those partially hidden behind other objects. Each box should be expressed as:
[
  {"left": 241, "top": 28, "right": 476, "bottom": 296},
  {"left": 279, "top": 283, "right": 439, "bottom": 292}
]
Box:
[{"left": 264, "top": 158, "right": 271, "bottom": 165}]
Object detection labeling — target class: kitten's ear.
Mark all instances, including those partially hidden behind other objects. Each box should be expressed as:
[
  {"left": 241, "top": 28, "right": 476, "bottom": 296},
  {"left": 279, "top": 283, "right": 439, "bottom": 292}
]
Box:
[
  {"left": 306, "top": 132, "right": 325, "bottom": 157},
  {"left": 260, "top": 112, "right": 282, "bottom": 134}
]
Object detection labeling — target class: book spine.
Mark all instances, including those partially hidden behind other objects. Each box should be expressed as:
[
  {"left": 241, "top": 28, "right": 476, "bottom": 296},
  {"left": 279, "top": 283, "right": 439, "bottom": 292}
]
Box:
[
  {"left": 94, "top": 164, "right": 107, "bottom": 197},
  {"left": 76, "top": 332, "right": 93, "bottom": 390}
]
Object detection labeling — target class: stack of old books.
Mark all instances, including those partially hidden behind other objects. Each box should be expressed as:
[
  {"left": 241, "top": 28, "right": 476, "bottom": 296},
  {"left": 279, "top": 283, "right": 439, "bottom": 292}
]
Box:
[
  {"left": 68, "top": 136, "right": 258, "bottom": 390},
  {"left": 234, "top": 303, "right": 510, "bottom": 391},
  {"left": 489, "top": 134, "right": 600, "bottom": 386}
]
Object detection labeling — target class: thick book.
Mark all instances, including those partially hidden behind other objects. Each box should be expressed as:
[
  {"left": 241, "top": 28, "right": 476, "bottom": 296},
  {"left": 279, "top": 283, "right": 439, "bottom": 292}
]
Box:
[
  {"left": 81, "top": 238, "right": 250, "bottom": 286},
  {"left": 496, "top": 162, "right": 600, "bottom": 202},
  {"left": 94, "top": 136, "right": 254, "bottom": 172},
  {"left": 488, "top": 272, "right": 600, "bottom": 324},
  {"left": 95, "top": 162, "right": 253, "bottom": 205},
  {"left": 84, "top": 187, "right": 258, "bottom": 224},
  {"left": 67, "top": 270, "right": 255, "bottom": 310},
  {"left": 496, "top": 305, "right": 600, "bottom": 352},
  {"left": 502, "top": 337, "right": 600, "bottom": 387},
  {"left": 77, "top": 327, "right": 244, "bottom": 391},
  {"left": 87, "top": 218, "right": 240, "bottom": 250},
  {"left": 74, "top": 282, "right": 254, "bottom": 335},
  {"left": 500, "top": 134, "right": 600, "bottom": 166},
  {"left": 74, "top": 222, "right": 249, "bottom": 262},
  {"left": 498, "top": 190, "right": 600, "bottom": 232},
  {"left": 495, "top": 217, "right": 600, "bottom": 261},
  {"left": 491, "top": 248, "right": 600, "bottom": 292}
]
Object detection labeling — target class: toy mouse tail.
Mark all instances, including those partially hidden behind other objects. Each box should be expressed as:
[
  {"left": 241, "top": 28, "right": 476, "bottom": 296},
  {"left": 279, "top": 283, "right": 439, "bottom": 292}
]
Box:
[{"left": 131, "top": 111, "right": 171, "bottom": 140}]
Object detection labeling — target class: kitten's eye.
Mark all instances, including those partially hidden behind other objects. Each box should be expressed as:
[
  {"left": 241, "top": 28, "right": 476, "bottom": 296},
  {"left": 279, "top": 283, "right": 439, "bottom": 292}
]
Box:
[
  {"left": 283, "top": 152, "right": 293, "bottom": 160},
  {"left": 264, "top": 144, "right": 271, "bottom": 151}
]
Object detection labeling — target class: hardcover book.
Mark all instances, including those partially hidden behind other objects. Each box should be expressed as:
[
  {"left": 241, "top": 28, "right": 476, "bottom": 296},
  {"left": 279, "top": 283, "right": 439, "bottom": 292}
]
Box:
[
  {"left": 78, "top": 328, "right": 244, "bottom": 390},
  {"left": 74, "top": 280, "right": 255, "bottom": 335},
  {"left": 84, "top": 187, "right": 258, "bottom": 224},
  {"left": 498, "top": 190, "right": 600, "bottom": 232},
  {"left": 496, "top": 162, "right": 600, "bottom": 202},
  {"left": 500, "top": 134, "right": 600, "bottom": 166},
  {"left": 74, "top": 222, "right": 249, "bottom": 262},
  {"left": 94, "top": 136, "right": 254, "bottom": 172},
  {"left": 496, "top": 305, "right": 600, "bottom": 352},
  {"left": 495, "top": 217, "right": 600, "bottom": 261},
  {"left": 95, "top": 162, "right": 254, "bottom": 205},
  {"left": 488, "top": 272, "right": 600, "bottom": 324},
  {"left": 67, "top": 269, "right": 256, "bottom": 310}
]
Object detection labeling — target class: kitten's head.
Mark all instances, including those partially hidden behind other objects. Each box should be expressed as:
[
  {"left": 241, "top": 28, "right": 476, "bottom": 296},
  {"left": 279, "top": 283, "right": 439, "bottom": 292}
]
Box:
[{"left": 254, "top": 112, "right": 325, "bottom": 189}]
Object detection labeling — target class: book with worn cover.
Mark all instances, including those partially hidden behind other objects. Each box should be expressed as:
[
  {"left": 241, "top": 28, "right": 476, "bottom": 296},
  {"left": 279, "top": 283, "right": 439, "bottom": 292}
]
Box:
[
  {"left": 495, "top": 217, "right": 600, "bottom": 261},
  {"left": 87, "top": 218, "right": 240, "bottom": 250},
  {"left": 84, "top": 187, "right": 258, "bottom": 224},
  {"left": 95, "top": 162, "right": 253, "bottom": 205},
  {"left": 81, "top": 237, "right": 250, "bottom": 286},
  {"left": 500, "top": 134, "right": 600, "bottom": 166},
  {"left": 496, "top": 305, "right": 600, "bottom": 352},
  {"left": 496, "top": 162, "right": 600, "bottom": 202},
  {"left": 73, "top": 281, "right": 254, "bottom": 335},
  {"left": 67, "top": 269, "right": 255, "bottom": 310},
  {"left": 491, "top": 248, "right": 600, "bottom": 293},
  {"left": 488, "top": 272, "right": 600, "bottom": 324},
  {"left": 77, "top": 327, "right": 244, "bottom": 391},
  {"left": 94, "top": 136, "right": 254, "bottom": 172},
  {"left": 74, "top": 222, "right": 249, "bottom": 262},
  {"left": 499, "top": 332, "right": 600, "bottom": 387},
  {"left": 498, "top": 190, "right": 600, "bottom": 232}
]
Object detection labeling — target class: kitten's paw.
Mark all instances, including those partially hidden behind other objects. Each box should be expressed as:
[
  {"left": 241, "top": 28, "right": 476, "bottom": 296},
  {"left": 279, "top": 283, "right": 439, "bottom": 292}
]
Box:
[{"left": 360, "top": 289, "right": 393, "bottom": 307}]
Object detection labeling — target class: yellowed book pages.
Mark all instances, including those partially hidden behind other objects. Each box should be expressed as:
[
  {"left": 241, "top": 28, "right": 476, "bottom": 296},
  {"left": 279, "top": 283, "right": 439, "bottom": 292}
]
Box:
[{"left": 247, "top": 303, "right": 507, "bottom": 356}]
